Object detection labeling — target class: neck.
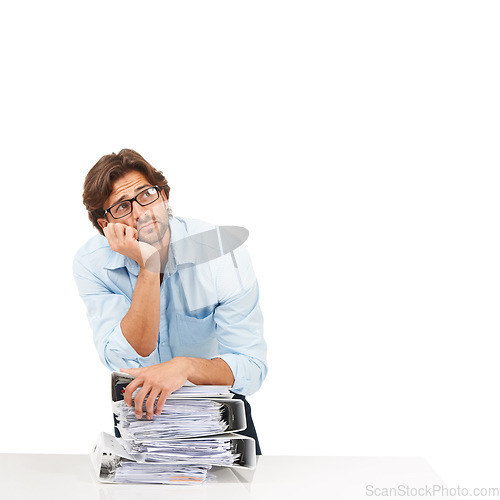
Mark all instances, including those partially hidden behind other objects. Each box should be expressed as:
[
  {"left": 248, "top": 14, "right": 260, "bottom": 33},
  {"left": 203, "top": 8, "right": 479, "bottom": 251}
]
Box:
[{"left": 152, "top": 225, "right": 171, "bottom": 272}]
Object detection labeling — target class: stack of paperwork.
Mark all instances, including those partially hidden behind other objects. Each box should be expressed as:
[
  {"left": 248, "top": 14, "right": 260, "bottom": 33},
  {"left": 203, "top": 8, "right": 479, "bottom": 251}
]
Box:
[{"left": 91, "top": 372, "right": 256, "bottom": 484}]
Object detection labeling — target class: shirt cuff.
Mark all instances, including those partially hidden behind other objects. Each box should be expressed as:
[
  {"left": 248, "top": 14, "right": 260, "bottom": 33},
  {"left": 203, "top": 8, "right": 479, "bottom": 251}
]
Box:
[{"left": 213, "top": 353, "right": 266, "bottom": 396}]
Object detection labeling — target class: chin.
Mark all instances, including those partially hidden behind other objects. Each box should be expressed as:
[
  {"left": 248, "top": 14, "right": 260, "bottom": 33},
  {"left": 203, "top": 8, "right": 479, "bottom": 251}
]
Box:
[{"left": 139, "top": 224, "right": 168, "bottom": 245}]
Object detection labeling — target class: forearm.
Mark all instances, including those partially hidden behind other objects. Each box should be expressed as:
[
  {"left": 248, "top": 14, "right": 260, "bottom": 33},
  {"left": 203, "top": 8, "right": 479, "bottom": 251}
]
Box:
[
  {"left": 183, "top": 357, "right": 235, "bottom": 386},
  {"left": 121, "top": 268, "right": 161, "bottom": 356}
]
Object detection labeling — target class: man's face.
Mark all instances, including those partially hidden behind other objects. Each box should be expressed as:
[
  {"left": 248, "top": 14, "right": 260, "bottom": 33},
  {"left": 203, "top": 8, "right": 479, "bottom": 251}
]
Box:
[{"left": 97, "top": 170, "right": 170, "bottom": 246}]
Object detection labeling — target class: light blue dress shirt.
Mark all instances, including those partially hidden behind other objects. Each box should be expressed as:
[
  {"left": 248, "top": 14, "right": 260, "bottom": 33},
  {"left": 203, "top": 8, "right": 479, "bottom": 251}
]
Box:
[{"left": 73, "top": 216, "right": 267, "bottom": 395}]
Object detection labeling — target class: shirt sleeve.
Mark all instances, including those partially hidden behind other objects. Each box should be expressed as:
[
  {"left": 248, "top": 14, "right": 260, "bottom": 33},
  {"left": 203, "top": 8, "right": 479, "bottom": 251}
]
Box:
[
  {"left": 72, "top": 255, "right": 160, "bottom": 370},
  {"left": 212, "top": 244, "right": 268, "bottom": 396}
]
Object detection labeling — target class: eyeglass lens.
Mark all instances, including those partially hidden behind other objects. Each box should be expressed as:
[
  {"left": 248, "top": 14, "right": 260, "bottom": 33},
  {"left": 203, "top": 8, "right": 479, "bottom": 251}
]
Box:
[{"left": 110, "top": 187, "right": 160, "bottom": 219}]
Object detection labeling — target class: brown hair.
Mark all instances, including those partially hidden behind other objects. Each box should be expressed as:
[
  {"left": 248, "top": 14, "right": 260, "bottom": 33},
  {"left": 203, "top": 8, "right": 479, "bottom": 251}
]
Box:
[{"left": 83, "top": 149, "right": 170, "bottom": 235}]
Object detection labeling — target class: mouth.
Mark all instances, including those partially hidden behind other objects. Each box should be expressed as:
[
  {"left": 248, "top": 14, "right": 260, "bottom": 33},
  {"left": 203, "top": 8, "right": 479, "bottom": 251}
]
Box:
[{"left": 139, "top": 221, "right": 158, "bottom": 232}]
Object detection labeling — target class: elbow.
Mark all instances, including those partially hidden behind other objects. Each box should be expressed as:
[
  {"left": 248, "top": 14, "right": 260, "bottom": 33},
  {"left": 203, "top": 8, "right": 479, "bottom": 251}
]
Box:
[
  {"left": 235, "top": 357, "right": 268, "bottom": 396},
  {"left": 135, "top": 345, "right": 156, "bottom": 357}
]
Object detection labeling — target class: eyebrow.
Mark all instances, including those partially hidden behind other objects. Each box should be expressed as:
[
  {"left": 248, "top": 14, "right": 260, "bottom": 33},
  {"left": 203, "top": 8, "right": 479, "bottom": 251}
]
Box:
[{"left": 111, "top": 184, "right": 152, "bottom": 206}]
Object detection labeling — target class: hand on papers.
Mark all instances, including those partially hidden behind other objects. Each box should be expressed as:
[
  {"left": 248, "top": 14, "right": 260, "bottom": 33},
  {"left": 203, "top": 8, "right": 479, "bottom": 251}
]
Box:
[
  {"left": 103, "top": 223, "right": 160, "bottom": 272},
  {"left": 120, "top": 358, "right": 191, "bottom": 420}
]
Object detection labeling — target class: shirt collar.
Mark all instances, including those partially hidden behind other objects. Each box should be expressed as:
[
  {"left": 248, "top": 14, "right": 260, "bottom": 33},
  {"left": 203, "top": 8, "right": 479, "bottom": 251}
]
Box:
[{"left": 103, "top": 249, "right": 139, "bottom": 276}]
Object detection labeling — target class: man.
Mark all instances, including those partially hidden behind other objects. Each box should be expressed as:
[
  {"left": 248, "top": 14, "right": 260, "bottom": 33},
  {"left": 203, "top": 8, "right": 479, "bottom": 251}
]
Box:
[{"left": 73, "top": 149, "right": 267, "bottom": 452}]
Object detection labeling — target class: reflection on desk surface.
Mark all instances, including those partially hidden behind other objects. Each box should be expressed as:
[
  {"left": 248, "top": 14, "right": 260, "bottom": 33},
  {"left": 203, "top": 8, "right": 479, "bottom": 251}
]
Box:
[{"left": 1, "top": 454, "right": 442, "bottom": 500}]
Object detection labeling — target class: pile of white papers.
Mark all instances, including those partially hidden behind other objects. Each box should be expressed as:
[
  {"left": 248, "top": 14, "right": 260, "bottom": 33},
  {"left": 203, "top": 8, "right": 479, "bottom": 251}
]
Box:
[
  {"left": 169, "top": 385, "right": 233, "bottom": 398},
  {"left": 113, "top": 461, "right": 210, "bottom": 484},
  {"left": 113, "top": 398, "right": 241, "bottom": 468},
  {"left": 123, "top": 437, "right": 240, "bottom": 466},
  {"left": 113, "top": 399, "right": 229, "bottom": 440},
  {"left": 91, "top": 375, "right": 256, "bottom": 485}
]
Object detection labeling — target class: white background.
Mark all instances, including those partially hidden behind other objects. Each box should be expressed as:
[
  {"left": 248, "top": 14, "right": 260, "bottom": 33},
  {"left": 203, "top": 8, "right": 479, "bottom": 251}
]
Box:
[{"left": 1, "top": 0, "right": 499, "bottom": 488}]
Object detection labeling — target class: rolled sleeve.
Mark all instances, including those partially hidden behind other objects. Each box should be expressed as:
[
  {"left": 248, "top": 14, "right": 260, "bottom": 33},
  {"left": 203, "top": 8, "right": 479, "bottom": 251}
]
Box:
[
  {"left": 212, "top": 245, "right": 268, "bottom": 395},
  {"left": 73, "top": 255, "right": 160, "bottom": 371},
  {"left": 103, "top": 322, "right": 160, "bottom": 370},
  {"left": 215, "top": 352, "right": 267, "bottom": 395}
]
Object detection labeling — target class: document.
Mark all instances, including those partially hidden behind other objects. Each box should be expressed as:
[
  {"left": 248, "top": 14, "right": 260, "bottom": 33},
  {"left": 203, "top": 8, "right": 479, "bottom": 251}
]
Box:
[
  {"left": 111, "top": 371, "right": 234, "bottom": 401},
  {"left": 122, "top": 436, "right": 241, "bottom": 467},
  {"left": 91, "top": 432, "right": 256, "bottom": 484},
  {"left": 112, "top": 462, "right": 211, "bottom": 484},
  {"left": 113, "top": 398, "right": 229, "bottom": 440},
  {"left": 90, "top": 373, "right": 256, "bottom": 484}
]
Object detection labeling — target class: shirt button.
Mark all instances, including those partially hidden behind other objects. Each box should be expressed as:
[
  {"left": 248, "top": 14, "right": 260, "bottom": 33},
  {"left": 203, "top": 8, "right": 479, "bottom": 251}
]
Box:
[{"left": 161, "top": 342, "right": 166, "bottom": 346}]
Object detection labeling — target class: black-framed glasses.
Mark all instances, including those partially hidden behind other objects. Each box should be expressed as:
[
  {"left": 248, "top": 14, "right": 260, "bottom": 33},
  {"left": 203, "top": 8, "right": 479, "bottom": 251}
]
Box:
[{"left": 104, "top": 185, "right": 165, "bottom": 219}]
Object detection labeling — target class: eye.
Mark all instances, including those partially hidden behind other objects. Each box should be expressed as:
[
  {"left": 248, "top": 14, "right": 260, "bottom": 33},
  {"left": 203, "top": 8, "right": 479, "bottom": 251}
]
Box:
[
  {"left": 115, "top": 202, "right": 130, "bottom": 213},
  {"left": 138, "top": 187, "right": 157, "bottom": 203}
]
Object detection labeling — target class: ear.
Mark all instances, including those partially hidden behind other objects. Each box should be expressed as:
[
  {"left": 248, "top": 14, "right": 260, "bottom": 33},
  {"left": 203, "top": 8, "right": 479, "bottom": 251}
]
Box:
[{"left": 97, "top": 218, "right": 108, "bottom": 230}]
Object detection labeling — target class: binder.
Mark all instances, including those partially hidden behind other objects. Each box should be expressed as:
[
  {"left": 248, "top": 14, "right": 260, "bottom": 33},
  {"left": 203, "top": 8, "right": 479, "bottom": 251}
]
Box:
[
  {"left": 91, "top": 372, "right": 257, "bottom": 484},
  {"left": 91, "top": 431, "right": 256, "bottom": 483},
  {"left": 111, "top": 371, "right": 236, "bottom": 400},
  {"left": 111, "top": 372, "right": 248, "bottom": 437}
]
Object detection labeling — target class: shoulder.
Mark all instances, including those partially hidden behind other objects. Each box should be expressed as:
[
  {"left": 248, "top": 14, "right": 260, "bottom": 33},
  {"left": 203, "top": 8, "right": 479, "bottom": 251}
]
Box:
[
  {"left": 170, "top": 215, "right": 217, "bottom": 239},
  {"left": 73, "top": 234, "right": 113, "bottom": 273}
]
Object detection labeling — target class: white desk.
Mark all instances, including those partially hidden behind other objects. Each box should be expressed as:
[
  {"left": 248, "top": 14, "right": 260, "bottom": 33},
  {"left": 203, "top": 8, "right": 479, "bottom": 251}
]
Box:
[{"left": 1, "top": 454, "right": 441, "bottom": 500}]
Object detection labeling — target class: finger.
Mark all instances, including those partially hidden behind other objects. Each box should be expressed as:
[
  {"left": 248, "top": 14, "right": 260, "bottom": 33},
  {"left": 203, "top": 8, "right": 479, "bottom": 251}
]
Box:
[
  {"left": 134, "top": 386, "right": 151, "bottom": 419},
  {"left": 123, "top": 379, "right": 142, "bottom": 407},
  {"left": 120, "top": 367, "right": 140, "bottom": 375},
  {"left": 145, "top": 387, "right": 161, "bottom": 420},
  {"left": 103, "top": 224, "right": 113, "bottom": 240},
  {"left": 106, "top": 222, "right": 117, "bottom": 237},
  {"left": 115, "top": 223, "right": 127, "bottom": 242},
  {"left": 104, "top": 223, "right": 118, "bottom": 246},
  {"left": 125, "top": 225, "right": 138, "bottom": 240},
  {"left": 155, "top": 390, "right": 171, "bottom": 416}
]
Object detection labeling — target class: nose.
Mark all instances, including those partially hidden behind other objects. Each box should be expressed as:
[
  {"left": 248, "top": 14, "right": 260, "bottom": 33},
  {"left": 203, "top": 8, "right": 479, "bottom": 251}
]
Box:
[{"left": 131, "top": 200, "right": 149, "bottom": 221}]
